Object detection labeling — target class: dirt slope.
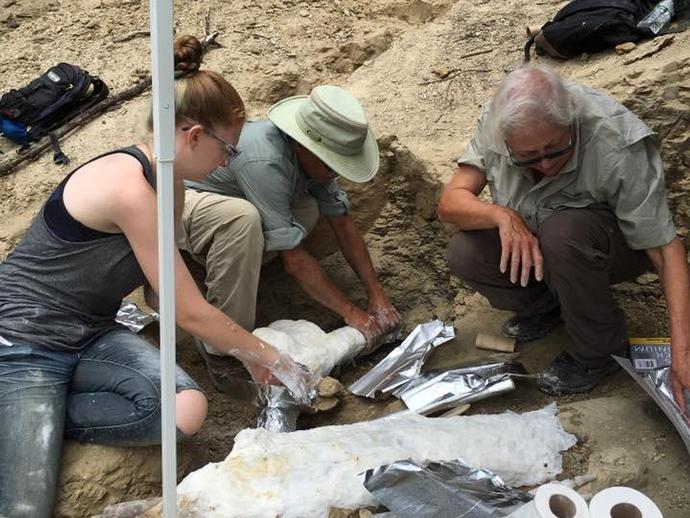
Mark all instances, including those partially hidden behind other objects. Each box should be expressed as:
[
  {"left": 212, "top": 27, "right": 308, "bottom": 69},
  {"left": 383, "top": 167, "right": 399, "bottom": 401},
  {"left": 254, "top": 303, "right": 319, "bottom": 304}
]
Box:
[{"left": 1, "top": 0, "right": 689, "bottom": 516}]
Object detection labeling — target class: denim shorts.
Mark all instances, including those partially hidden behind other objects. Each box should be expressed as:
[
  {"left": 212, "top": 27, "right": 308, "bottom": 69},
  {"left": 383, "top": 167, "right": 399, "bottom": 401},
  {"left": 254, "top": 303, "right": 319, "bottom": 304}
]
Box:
[{"left": 0, "top": 326, "right": 201, "bottom": 518}]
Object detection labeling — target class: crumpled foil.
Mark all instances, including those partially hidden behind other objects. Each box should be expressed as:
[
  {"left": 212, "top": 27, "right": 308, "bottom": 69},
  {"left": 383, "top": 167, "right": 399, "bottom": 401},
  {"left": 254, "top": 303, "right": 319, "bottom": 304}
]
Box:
[
  {"left": 615, "top": 355, "right": 690, "bottom": 456},
  {"left": 350, "top": 320, "right": 455, "bottom": 398},
  {"left": 395, "top": 361, "right": 527, "bottom": 415},
  {"left": 115, "top": 299, "right": 158, "bottom": 333},
  {"left": 255, "top": 384, "right": 305, "bottom": 433},
  {"left": 363, "top": 458, "right": 532, "bottom": 517}
]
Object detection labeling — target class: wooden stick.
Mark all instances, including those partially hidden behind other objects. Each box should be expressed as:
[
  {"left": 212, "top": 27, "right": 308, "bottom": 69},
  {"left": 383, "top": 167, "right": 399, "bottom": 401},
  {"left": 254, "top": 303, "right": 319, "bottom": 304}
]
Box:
[
  {"left": 475, "top": 332, "right": 516, "bottom": 353},
  {"left": 113, "top": 30, "right": 150, "bottom": 43},
  {"left": 440, "top": 403, "right": 471, "bottom": 417},
  {"left": 419, "top": 68, "right": 490, "bottom": 85},
  {"left": 0, "top": 33, "right": 220, "bottom": 177}
]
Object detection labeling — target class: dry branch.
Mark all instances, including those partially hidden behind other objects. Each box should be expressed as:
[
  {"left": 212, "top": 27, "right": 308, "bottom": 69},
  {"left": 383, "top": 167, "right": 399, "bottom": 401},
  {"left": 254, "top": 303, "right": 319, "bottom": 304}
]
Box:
[
  {"left": 419, "top": 68, "right": 490, "bottom": 85},
  {"left": 0, "top": 32, "right": 220, "bottom": 177},
  {"left": 113, "top": 30, "right": 150, "bottom": 43}
]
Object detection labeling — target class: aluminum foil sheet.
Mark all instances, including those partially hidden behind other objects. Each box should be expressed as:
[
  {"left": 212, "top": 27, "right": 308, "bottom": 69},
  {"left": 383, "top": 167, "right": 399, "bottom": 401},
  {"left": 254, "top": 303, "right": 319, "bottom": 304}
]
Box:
[
  {"left": 255, "top": 383, "right": 316, "bottom": 433},
  {"left": 349, "top": 320, "right": 455, "bottom": 398},
  {"left": 363, "top": 458, "right": 532, "bottom": 518},
  {"left": 614, "top": 356, "right": 690, "bottom": 456},
  {"left": 115, "top": 299, "right": 158, "bottom": 333},
  {"left": 395, "top": 361, "right": 527, "bottom": 415}
]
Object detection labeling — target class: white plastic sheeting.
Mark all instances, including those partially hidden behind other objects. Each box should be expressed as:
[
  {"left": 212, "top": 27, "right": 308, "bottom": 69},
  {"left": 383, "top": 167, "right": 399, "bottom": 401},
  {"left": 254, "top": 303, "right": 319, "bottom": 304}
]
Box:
[{"left": 176, "top": 404, "right": 576, "bottom": 517}]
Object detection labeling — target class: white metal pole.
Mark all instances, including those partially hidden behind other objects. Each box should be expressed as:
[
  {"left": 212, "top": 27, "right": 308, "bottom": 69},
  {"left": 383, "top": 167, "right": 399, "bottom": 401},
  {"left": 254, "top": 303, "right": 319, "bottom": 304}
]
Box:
[{"left": 149, "top": 0, "right": 177, "bottom": 516}]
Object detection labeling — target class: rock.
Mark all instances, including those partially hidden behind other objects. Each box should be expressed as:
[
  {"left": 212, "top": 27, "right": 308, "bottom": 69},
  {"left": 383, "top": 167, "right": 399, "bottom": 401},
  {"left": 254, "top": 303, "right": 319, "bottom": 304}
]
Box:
[
  {"left": 663, "top": 85, "right": 680, "bottom": 100},
  {"left": 615, "top": 42, "right": 637, "bottom": 54},
  {"left": 588, "top": 447, "right": 648, "bottom": 488},
  {"left": 6, "top": 14, "right": 19, "bottom": 28},
  {"left": 314, "top": 396, "right": 339, "bottom": 412},
  {"left": 318, "top": 376, "right": 344, "bottom": 397},
  {"left": 433, "top": 66, "right": 451, "bottom": 78}
]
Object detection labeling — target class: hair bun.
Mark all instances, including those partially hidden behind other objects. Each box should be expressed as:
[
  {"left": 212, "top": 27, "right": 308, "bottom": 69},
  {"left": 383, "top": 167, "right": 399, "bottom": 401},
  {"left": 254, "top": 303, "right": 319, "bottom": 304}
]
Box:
[{"left": 173, "top": 35, "right": 203, "bottom": 73}]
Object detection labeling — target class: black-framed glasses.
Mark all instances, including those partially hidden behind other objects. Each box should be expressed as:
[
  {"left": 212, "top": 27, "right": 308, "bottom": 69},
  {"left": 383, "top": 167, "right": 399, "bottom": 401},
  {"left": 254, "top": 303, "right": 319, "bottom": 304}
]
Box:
[
  {"left": 506, "top": 128, "right": 574, "bottom": 168},
  {"left": 181, "top": 121, "right": 240, "bottom": 160}
]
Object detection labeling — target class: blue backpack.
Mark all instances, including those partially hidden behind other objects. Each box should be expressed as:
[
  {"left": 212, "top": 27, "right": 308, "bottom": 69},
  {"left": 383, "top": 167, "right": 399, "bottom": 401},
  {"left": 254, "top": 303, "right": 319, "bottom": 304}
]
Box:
[{"left": 0, "top": 63, "right": 108, "bottom": 163}]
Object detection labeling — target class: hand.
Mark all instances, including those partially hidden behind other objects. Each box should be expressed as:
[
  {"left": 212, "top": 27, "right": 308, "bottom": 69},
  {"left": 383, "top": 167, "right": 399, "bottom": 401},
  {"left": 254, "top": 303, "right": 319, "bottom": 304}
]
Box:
[
  {"left": 496, "top": 207, "right": 544, "bottom": 287},
  {"left": 268, "top": 352, "right": 318, "bottom": 405},
  {"left": 345, "top": 306, "right": 386, "bottom": 355},
  {"left": 671, "top": 354, "right": 690, "bottom": 414},
  {"left": 367, "top": 296, "right": 402, "bottom": 336},
  {"left": 243, "top": 362, "right": 280, "bottom": 385}
]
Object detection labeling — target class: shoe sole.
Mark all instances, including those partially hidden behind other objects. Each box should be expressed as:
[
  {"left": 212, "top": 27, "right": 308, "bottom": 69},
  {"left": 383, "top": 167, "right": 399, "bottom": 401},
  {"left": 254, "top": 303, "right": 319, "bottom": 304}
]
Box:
[{"left": 536, "top": 363, "right": 620, "bottom": 396}]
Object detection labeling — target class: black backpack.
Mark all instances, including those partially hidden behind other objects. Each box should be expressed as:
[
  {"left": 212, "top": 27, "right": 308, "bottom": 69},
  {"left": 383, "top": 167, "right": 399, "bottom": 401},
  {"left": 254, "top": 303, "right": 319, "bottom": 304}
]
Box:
[
  {"left": 524, "top": 0, "right": 658, "bottom": 61},
  {"left": 0, "top": 63, "right": 108, "bottom": 164}
]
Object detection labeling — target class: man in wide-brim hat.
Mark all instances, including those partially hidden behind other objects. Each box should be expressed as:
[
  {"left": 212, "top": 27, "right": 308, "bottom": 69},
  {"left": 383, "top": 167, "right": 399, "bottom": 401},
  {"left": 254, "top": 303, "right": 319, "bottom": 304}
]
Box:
[{"left": 180, "top": 85, "right": 401, "bottom": 385}]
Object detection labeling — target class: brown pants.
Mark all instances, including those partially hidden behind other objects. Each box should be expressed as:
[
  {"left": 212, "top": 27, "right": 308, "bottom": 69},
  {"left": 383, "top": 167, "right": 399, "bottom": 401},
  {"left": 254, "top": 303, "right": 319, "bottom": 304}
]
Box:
[{"left": 447, "top": 208, "right": 651, "bottom": 367}]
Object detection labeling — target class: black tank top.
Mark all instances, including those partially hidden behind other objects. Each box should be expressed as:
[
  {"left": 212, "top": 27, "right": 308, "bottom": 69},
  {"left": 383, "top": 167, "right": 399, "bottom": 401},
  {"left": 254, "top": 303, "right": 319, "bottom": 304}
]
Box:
[{"left": 0, "top": 146, "right": 155, "bottom": 351}]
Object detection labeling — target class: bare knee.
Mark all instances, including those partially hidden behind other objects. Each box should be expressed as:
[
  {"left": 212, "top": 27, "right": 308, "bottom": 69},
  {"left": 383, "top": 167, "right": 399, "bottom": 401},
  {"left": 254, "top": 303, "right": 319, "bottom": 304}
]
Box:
[{"left": 175, "top": 389, "right": 208, "bottom": 436}]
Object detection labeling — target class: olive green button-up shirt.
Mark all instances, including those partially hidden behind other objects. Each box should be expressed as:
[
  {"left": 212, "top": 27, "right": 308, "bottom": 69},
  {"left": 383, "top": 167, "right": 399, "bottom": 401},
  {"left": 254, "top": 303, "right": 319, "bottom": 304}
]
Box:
[{"left": 457, "top": 82, "right": 676, "bottom": 250}]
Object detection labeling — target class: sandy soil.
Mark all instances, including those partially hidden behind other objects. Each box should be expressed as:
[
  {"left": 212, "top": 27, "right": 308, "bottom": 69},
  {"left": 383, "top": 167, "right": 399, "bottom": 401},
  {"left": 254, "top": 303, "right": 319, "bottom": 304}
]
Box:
[{"left": 1, "top": 0, "right": 689, "bottom": 516}]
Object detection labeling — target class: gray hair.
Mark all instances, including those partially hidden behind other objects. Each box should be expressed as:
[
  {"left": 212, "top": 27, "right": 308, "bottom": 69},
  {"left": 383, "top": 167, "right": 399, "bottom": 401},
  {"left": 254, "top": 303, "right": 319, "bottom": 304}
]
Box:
[{"left": 490, "top": 65, "right": 577, "bottom": 142}]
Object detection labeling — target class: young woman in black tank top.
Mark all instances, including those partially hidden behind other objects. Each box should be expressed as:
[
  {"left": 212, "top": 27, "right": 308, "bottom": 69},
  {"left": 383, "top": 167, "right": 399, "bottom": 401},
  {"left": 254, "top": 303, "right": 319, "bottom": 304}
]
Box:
[{"left": 0, "top": 35, "right": 314, "bottom": 518}]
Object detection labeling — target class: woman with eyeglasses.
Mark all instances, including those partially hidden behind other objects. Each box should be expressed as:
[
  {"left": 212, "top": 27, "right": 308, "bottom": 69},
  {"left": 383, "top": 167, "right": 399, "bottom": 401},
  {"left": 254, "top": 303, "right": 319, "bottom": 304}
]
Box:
[{"left": 0, "top": 35, "right": 314, "bottom": 518}]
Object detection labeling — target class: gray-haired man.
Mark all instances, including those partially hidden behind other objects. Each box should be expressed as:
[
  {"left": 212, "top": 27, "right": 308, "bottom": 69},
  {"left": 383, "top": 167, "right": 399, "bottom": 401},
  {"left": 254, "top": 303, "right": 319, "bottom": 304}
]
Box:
[{"left": 438, "top": 66, "right": 690, "bottom": 401}]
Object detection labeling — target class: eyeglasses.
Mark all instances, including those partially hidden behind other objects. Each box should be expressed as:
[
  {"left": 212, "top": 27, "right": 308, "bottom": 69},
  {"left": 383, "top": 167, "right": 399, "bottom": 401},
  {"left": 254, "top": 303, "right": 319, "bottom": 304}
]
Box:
[
  {"left": 181, "top": 121, "right": 240, "bottom": 160},
  {"left": 204, "top": 126, "right": 240, "bottom": 160},
  {"left": 506, "top": 128, "right": 574, "bottom": 168}
]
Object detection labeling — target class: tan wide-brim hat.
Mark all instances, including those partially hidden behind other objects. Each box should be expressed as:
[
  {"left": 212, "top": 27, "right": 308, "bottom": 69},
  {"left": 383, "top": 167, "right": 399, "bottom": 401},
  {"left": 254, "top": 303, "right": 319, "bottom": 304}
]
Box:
[{"left": 267, "top": 85, "right": 380, "bottom": 183}]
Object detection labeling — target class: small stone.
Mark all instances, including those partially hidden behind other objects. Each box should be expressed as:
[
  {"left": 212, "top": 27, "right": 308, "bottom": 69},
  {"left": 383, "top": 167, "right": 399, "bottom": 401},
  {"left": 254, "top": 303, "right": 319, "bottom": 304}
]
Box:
[
  {"left": 662, "top": 61, "right": 680, "bottom": 73},
  {"left": 615, "top": 42, "right": 637, "bottom": 54},
  {"left": 299, "top": 9, "right": 309, "bottom": 17},
  {"left": 313, "top": 397, "right": 339, "bottom": 412},
  {"left": 317, "top": 376, "right": 343, "bottom": 397},
  {"left": 432, "top": 66, "right": 451, "bottom": 78},
  {"left": 6, "top": 15, "right": 19, "bottom": 28},
  {"left": 663, "top": 85, "right": 679, "bottom": 100}
]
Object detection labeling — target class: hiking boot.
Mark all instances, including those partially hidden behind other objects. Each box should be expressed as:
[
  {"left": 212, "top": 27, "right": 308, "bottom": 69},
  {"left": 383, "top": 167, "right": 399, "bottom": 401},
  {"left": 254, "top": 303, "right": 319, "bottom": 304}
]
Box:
[
  {"left": 501, "top": 307, "right": 561, "bottom": 342},
  {"left": 536, "top": 352, "right": 620, "bottom": 396},
  {"left": 194, "top": 338, "right": 251, "bottom": 393}
]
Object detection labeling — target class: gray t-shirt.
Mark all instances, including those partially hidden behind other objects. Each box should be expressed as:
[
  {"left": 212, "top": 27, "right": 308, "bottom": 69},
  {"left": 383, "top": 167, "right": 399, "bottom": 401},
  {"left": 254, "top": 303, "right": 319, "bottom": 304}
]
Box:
[
  {"left": 457, "top": 82, "right": 676, "bottom": 250},
  {"left": 186, "top": 120, "right": 351, "bottom": 251}
]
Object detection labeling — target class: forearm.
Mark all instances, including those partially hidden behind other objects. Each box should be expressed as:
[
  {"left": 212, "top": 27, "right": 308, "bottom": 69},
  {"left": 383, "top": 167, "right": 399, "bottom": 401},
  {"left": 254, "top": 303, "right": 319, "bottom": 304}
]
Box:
[
  {"left": 438, "top": 189, "right": 508, "bottom": 230},
  {"left": 649, "top": 239, "right": 690, "bottom": 360},
  {"left": 328, "top": 215, "right": 384, "bottom": 300},
  {"left": 282, "top": 246, "right": 358, "bottom": 319},
  {"left": 178, "top": 300, "right": 282, "bottom": 367}
]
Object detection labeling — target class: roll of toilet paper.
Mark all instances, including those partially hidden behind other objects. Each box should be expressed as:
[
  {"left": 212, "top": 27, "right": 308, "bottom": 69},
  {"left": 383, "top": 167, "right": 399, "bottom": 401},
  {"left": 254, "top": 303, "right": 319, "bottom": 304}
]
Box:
[
  {"left": 507, "top": 483, "right": 590, "bottom": 518},
  {"left": 589, "top": 487, "right": 662, "bottom": 518}
]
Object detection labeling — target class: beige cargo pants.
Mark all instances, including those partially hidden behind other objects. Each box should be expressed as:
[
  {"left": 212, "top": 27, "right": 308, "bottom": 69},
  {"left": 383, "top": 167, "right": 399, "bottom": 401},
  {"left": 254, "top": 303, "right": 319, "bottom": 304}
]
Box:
[{"left": 179, "top": 190, "right": 319, "bottom": 354}]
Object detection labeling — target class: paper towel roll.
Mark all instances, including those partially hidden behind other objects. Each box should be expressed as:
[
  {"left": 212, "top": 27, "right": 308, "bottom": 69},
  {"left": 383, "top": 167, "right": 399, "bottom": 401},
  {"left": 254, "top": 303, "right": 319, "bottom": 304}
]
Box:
[
  {"left": 589, "top": 487, "right": 662, "bottom": 518},
  {"left": 507, "top": 483, "right": 590, "bottom": 518}
]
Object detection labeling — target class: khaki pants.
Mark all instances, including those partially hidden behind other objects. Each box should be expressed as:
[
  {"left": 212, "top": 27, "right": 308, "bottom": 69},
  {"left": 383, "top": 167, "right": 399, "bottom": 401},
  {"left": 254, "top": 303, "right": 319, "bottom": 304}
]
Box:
[{"left": 179, "top": 190, "right": 319, "bottom": 353}]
